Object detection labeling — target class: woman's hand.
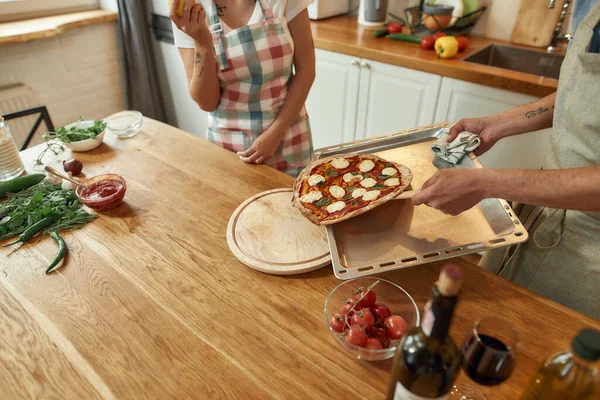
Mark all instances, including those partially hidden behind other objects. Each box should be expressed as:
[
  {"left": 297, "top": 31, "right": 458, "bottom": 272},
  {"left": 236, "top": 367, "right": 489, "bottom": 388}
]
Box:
[
  {"left": 170, "top": 0, "right": 212, "bottom": 48},
  {"left": 447, "top": 118, "right": 502, "bottom": 156},
  {"left": 238, "top": 130, "right": 283, "bottom": 165}
]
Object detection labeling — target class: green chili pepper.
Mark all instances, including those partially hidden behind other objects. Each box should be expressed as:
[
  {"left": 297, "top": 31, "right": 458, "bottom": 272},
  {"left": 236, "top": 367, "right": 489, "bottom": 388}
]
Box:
[
  {"left": 2, "top": 214, "right": 61, "bottom": 247},
  {"left": 46, "top": 232, "right": 67, "bottom": 274}
]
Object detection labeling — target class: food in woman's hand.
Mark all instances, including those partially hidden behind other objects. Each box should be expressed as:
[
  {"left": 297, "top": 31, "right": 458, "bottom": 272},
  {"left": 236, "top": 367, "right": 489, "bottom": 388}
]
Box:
[
  {"left": 292, "top": 154, "right": 412, "bottom": 225},
  {"left": 330, "top": 281, "right": 409, "bottom": 349},
  {"left": 63, "top": 158, "right": 83, "bottom": 176},
  {"left": 435, "top": 36, "right": 459, "bottom": 59},
  {"left": 169, "top": 0, "right": 189, "bottom": 17},
  {"left": 456, "top": 36, "right": 469, "bottom": 52}
]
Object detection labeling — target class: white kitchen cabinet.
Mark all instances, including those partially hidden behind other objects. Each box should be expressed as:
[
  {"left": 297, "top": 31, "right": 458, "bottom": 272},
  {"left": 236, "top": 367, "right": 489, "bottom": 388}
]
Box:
[
  {"left": 306, "top": 49, "right": 441, "bottom": 150},
  {"left": 305, "top": 49, "right": 361, "bottom": 150},
  {"left": 355, "top": 59, "right": 442, "bottom": 140},
  {"left": 435, "top": 77, "right": 551, "bottom": 170}
]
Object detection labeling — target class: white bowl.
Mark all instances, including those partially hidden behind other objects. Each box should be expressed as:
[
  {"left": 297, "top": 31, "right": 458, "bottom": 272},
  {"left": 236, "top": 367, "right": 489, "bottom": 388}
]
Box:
[
  {"left": 62, "top": 120, "right": 105, "bottom": 152},
  {"left": 106, "top": 111, "right": 143, "bottom": 138}
]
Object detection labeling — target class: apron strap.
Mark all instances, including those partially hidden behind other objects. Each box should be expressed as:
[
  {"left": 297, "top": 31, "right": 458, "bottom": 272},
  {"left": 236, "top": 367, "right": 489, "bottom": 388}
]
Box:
[
  {"left": 256, "top": 0, "right": 273, "bottom": 20},
  {"left": 206, "top": 1, "right": 229, "bottom": 70}
]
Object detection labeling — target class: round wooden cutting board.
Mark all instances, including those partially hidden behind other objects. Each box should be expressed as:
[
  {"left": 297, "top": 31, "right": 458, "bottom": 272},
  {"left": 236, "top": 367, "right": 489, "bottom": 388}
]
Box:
[{"left": 227, "top": 188, "right": 331, "bottom": 275}]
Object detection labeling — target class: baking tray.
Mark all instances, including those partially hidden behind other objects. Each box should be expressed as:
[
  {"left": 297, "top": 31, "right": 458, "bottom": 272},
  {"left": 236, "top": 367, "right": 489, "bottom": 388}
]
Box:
[{"left": 313, "top": 123, "right": 529, "bottom": 280}]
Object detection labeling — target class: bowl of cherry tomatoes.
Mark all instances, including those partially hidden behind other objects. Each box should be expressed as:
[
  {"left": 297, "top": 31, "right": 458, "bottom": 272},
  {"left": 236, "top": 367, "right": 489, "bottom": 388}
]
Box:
[{"left": 324, "top": 277, "right": 420, "bottom": 361}]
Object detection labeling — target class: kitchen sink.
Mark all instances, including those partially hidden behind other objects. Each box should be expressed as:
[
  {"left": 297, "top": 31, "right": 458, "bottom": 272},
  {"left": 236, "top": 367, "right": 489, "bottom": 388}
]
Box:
[{"left": 463, "top": 44, "right": 565, "bottom": 80}]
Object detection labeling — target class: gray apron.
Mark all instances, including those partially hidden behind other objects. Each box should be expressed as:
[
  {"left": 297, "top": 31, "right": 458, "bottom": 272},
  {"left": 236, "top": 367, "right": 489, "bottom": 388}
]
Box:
[{"left": 481, "top": 2, "right": 600, "bottom": 320}]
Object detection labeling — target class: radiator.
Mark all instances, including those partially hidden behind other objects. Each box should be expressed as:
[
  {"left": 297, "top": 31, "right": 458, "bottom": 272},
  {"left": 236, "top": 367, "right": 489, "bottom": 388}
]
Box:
[{"left": 0, "top": 84, "right": 44, "bottom": 149}]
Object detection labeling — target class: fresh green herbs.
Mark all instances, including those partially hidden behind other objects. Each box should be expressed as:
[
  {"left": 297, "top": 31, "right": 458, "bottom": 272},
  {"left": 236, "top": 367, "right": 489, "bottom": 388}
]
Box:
[
  {"left": 0, "top": 181, "right": 97, "bottom": 242},
  {"left": 325, "top": 169, "right": 339, "bottom": 177},
  {"left": 351, "top": 201, "right": 359, "bottom": 206},
  {"left": 346, "top": 186, "right": 356, "bottom": 193},
  {"left": 363, "top": 173, "right": 372, "bottom": 179},
  {"left": 315, "top": 197, "right": 331, "bottom": 208},
  {"left": 317, "top": 181, "right": 326, "bottom": 187},
  {"left": 48, "top": 119, "right": 107, "bottom": 143},
  {"left": 374, "top": 184, "right": 387, "bottom": 190},
  {"left": 378, "top": 174, "right": 390, "bottom": 180}
]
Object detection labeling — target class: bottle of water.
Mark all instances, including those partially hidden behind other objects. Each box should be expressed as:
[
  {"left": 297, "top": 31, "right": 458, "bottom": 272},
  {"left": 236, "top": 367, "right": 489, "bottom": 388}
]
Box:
[{"left": 0, "top": 117, "right": 25, "bottom": 182}]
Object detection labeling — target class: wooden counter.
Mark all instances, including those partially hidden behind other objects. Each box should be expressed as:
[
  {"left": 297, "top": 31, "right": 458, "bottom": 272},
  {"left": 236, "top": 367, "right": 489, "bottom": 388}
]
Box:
[
  {"left": 1, "top": 118, "right": 599, "bottom": 399},
  {"left": 0, "top": 10, "right": 118, "bottom": 46},
  {"left": 311, "top": 16, "right": 560, "bottom": 98}
]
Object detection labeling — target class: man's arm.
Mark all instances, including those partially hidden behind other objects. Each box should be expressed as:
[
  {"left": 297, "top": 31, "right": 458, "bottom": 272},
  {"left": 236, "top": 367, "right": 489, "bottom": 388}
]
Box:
[
  {"left": 447, "top": 93, "right": 557, "bottom": 155},
  {"left": 412, "top": 166, "right": 600, "bottom": 215}
]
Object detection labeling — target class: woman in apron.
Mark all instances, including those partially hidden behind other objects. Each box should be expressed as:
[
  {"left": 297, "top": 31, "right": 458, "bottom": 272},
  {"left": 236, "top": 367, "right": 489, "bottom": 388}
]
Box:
[
  {"left": 413, "top": 1, "right": 600, "bottom": 320},
  {"left": 170, "top": 0, "right": 314, "bottom": 177}
]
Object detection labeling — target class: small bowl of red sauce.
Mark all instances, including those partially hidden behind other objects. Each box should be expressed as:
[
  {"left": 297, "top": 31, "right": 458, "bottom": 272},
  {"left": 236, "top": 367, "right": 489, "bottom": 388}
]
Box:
[{"left": 76, "top": 174, "right": 126, "bottom": 211}]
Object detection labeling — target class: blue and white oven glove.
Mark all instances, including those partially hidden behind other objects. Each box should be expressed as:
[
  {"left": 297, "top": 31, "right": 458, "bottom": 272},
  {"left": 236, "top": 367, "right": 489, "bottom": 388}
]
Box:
[{"left": 431, "top": 130, "right": 481, "bottom": 164}]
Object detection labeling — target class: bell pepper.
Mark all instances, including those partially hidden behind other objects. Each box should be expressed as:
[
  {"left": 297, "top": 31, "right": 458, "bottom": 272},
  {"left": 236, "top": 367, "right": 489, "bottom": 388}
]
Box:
[
  {"left": 169, "top": 0, "right": 188, "bottom": 17},
  {"left": 435, "top": 36, "right": 459, "bottom": 59}
]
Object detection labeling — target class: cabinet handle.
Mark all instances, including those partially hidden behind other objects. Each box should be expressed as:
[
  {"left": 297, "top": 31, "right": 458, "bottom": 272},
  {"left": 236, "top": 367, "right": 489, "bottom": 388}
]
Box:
[
  {"left": 351, "top": 60, "right": 360, "bottom": 67},
  {"left": 361, "top": 62, "right": 371, "bottom": 70}
]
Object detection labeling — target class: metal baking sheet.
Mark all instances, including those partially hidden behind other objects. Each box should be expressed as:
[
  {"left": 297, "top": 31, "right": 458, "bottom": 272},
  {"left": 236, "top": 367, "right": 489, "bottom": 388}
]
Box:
[{"left": 313, "top": 123, "right": 529, "bottom": 280}]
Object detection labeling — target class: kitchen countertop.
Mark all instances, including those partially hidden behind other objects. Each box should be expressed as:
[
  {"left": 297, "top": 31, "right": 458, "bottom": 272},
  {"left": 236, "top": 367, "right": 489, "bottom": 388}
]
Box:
[
  {"left": 311, "top": 16, "right": 561, "bottom": 98},
  {"left": 2, "top": 118, "right": 599, "bottom": 399}
]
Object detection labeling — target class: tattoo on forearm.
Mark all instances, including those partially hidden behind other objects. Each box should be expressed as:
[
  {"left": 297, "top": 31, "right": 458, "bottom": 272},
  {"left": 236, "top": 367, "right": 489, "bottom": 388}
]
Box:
[
  {"left": 194, "top": 51, "right": 202, "bottom": 66},
  {"left": 215, "top": 3, "right": 227, "bottom": 16},
  {"left": 525, "top": 106, "right": 550, "bottom": 119},
  {"left": 198, "top": 65, "right": 205, "bottom": 78}
]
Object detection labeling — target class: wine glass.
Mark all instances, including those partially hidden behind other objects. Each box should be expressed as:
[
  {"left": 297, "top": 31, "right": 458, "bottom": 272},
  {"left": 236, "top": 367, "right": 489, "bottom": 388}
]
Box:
[{"left": 450, "top": 316, "right": 521, "bottom": 400}]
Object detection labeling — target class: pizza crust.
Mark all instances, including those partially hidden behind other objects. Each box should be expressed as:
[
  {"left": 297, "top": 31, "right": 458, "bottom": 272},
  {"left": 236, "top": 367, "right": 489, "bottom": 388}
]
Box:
[{"left": 292, "top": 153, "right": 413, "bottom": 226}]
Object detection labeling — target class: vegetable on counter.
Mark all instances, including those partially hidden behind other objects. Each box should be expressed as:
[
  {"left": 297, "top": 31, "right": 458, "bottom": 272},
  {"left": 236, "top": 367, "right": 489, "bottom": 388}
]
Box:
[
  {"left": 63, "top": 158, "right": 83, "bottom": 176},
  {"left": 420, "top": 35, "right": 436, "bottom": 50},
  {"left": 435, "top": 36, "right": 459, "bottom": 59},
  {"left": 0, "top": 174, "right": 45, "bottom": 199},
  {"left": 387, "top": 22, "right": 403, "bottom": 34},
  {"left": 456, "top": 36, "right": 469, "bottom": 52},
  {"left": 3, "top": 214, "right": 61, "bottom": 247},
  {"left": 46, "top": 232, "right": 67, "bottom": 274},
  {"left": 388, "top": 33, "right": 422, "bottom": 44}
]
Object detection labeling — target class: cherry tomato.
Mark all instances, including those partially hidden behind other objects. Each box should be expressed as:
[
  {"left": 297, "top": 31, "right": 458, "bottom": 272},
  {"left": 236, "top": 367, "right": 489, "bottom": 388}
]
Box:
[
  {"left": 456, "top": 36, "right": 469, "bottom": 52},
  {"left": 371, "top": 325, "right": 391, "bottom": 348},
  {"left": 420, "top": 35, "right": 435, "bottom": 50},
  {"left": 345, "top": 325, "right": 367, "bottom": 347},
  {"left": 387, "top": 22, "right": 403, "bottom": 34},
  {"left": 354, "top": 287, "right": 376, "bottom": 308},
  {"left": 365, "top": 338, "right": 384, "bottom": 350},
  {"left": 370, "top": 304, "right": 392, "bottom": 322},
  {"left": 330, "top": 314, "right": 346, "bottom": 333},
  {"left": 385, "top": 315, "right": 408, "bottom": 340},
  {"left": 433, "top": 32, "right": 447, "bottom": 41},
  {"left": 350, "top": 309, "right": 375, "bottom": 332}
]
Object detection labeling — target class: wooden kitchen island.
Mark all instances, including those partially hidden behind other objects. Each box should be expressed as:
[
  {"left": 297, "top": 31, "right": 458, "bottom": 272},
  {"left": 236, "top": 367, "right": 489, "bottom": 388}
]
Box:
[{"left": 2, "top": 118, "right": 599, "bottom": 400}]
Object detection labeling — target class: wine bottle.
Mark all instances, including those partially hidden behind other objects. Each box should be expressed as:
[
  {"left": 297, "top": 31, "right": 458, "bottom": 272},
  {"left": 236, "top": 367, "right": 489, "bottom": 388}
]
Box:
[
  {"left": 520, "top": 328, "right": 600, "bottom": 400},
  {"left": 386, "top": 264, "right": 464, "bottom": 400}
]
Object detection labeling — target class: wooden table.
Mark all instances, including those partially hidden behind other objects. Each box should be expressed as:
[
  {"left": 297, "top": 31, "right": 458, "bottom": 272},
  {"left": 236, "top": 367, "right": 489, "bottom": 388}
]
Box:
[{"left": 2, "top": 118, "right": 599, "bottom": 400}]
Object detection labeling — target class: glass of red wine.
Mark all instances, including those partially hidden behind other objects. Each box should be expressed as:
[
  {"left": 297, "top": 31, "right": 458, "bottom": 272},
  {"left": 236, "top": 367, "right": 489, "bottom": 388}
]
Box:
[{"left": 450, "top": 316, "right": 520, "bottom": 400}]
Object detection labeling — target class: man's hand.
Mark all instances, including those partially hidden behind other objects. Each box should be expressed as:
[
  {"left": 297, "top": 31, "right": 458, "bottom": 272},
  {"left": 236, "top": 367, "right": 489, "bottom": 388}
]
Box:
[
  {"left": 412, "top": 169, "right": 487, "bottom": 215},
  {"left": 238, "top": 130, "right": 283, "bottom": 165},
  {"left": 447, "top": 118, "right": 501, "bottom": 156}
]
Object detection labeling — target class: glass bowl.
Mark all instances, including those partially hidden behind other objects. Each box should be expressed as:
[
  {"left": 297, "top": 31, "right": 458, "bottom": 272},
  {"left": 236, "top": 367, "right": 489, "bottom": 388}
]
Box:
[
  {"left": 106, "top": 111, "right": 143, "bottom": 138},
  {"left": 324, "top": 277, "right": 420, "bottom": 361},
  {"left": 76, "top": 174, "right": 127, "bottom": 211}
]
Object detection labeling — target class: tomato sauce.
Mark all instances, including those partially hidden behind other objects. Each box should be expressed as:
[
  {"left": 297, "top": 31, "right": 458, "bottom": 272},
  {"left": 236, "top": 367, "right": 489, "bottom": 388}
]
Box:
[{"left": 79, "top": 179, "right": 124, "bottom": 200}]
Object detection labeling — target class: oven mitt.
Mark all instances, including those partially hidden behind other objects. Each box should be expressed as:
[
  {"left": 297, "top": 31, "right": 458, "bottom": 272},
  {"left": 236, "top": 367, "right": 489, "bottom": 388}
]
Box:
[{"left": 431, "top": 130, "right": 481, "bottom": 165}]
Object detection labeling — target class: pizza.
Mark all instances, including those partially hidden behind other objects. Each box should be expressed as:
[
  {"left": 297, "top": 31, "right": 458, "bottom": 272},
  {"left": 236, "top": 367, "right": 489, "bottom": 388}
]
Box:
[{"left": 292, "top": 154, "right": 413, "bottom": 226}]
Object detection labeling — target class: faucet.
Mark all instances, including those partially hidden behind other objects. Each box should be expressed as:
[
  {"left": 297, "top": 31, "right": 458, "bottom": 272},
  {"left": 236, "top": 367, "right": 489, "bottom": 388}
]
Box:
[{"left": 547, "top": 0, "right": 571, "bottom": 52}]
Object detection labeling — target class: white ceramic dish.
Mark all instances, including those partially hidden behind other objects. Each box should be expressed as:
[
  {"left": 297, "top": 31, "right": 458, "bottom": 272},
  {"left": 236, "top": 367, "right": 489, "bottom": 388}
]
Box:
[
  {"left": 62, "top": 120, "right": 105, "bottom": 152},
  {"left": 106, "top": 110, "right": 143, "bottom": 138},
  {"left": 431, "top": 0, "right": 464, "bottom": 27}
]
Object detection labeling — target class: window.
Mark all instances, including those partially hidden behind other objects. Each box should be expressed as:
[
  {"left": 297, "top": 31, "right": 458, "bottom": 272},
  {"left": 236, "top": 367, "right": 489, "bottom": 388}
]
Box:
[{"left": 0, "top": 0, "right": 99, "bottom": 22}]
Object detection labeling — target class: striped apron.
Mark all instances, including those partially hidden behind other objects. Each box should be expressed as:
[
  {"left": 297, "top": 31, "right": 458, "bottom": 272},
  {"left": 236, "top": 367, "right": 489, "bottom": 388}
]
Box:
[
  {"left": 205, "top": 0, "right": 313, "bottom": 177},
  {"left": 481, "top": 2, "right": 600, "bottom": 320}
]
